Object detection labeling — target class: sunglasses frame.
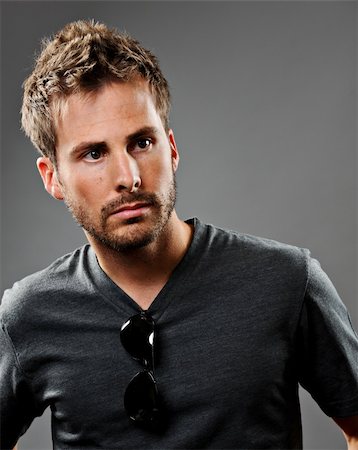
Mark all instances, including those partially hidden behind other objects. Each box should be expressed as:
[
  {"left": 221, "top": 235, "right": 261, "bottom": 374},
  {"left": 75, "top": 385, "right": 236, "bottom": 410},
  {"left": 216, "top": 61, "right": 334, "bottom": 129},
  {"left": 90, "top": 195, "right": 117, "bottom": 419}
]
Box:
[{"left": 120, "top": 311, "right": 166, "bottom": 431}]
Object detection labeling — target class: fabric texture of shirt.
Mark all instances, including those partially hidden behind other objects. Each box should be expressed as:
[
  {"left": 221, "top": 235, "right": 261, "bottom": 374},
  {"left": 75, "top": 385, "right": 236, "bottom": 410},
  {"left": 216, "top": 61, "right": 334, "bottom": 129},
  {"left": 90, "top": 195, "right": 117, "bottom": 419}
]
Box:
[{"left": 1, "top": 218, "right": 358, "bottom": 449}]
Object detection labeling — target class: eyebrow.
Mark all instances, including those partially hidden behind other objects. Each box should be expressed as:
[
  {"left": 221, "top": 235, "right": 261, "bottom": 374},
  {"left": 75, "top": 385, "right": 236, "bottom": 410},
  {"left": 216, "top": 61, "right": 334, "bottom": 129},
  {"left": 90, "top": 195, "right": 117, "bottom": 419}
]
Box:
[
  {"left": 126, "top": 126, "right": 160, "bottom": 143},
  {"left": 70, "top": 126, "right": 160, "bottom": 157}
]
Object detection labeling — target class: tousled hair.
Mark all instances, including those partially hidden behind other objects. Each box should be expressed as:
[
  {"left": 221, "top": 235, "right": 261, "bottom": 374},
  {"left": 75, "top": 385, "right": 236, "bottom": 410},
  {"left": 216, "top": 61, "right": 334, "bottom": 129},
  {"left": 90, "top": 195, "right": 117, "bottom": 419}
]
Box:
[{"left": 21, "top": 20, "right": 171, "bottom": 164}]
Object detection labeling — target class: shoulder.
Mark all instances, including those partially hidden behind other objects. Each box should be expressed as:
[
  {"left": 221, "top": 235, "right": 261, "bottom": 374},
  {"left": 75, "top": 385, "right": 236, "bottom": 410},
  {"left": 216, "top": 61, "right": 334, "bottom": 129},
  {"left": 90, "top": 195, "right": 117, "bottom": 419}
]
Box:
[
  {"left": 200, "top": 220, "right": 310, "bottom": 268},
  {"left": 189, "top": 219, "right": 311, "bottom": 293},
  {"left": 0, "top": 244, "right": 91, "bottom": 327}
]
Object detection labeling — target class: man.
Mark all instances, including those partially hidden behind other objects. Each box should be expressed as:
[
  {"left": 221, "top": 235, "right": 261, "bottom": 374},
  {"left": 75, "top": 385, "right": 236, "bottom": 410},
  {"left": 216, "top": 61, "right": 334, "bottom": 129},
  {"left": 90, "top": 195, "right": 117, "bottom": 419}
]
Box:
[{"left": 1, "top": 20, "right": 357, "bottom": 450}]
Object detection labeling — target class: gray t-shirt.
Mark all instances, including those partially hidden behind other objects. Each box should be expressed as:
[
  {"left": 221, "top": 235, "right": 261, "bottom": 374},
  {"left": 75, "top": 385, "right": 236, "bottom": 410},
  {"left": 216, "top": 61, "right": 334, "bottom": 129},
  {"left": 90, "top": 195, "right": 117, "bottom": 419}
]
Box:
[{"left": 1, "top": 218, "right": 358, "bottom": 449}]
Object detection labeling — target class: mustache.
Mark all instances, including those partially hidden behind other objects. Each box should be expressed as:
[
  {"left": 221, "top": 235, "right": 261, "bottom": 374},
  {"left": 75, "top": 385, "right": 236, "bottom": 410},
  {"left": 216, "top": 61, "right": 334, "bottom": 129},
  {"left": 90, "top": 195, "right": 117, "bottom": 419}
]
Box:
[{"left": 101, "top": 192, "right": 160, "bottom": 218}]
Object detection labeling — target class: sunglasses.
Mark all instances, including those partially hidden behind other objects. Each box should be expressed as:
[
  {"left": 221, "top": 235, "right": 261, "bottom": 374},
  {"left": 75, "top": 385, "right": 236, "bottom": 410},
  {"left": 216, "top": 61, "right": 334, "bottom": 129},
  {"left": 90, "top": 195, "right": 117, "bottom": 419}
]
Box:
[{"left": 120, "top": 311, "right": 166, "bottom": 431}]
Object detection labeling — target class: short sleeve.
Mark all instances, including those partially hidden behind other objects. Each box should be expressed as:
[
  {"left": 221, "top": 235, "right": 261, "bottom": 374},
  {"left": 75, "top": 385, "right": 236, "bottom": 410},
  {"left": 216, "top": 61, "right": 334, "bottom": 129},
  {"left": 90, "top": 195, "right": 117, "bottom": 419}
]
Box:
[
  {"left": 297, "top": 256, "right": 358, "bottom": 418},
  {"left": 0, "top": 320, "right": 40, "bottom": 450}
]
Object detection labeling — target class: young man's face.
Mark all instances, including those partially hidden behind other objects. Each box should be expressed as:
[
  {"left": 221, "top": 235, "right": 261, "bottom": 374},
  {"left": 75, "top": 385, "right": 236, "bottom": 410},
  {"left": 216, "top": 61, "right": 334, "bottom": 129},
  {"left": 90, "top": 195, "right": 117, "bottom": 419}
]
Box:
[{"left": 38, "top": 79, "right": 179, "bottom": 252}]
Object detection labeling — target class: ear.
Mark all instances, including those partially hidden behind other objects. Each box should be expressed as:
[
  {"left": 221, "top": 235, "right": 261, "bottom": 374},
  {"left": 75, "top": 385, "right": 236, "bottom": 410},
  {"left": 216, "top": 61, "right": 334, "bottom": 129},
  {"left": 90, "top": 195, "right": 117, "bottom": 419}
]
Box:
[
  {"left": 168, "top": 129, "right": 179, "bottom": 172},
  {"left": 36, "top": 157, "right": 64, "bottom": 200}
]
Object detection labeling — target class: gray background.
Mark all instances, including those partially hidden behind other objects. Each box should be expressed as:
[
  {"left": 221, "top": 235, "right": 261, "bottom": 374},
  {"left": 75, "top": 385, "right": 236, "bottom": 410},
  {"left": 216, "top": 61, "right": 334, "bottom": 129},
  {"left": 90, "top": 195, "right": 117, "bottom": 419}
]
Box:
[{"left": 1, "top": 1, "right": 357, "bottom": 449}]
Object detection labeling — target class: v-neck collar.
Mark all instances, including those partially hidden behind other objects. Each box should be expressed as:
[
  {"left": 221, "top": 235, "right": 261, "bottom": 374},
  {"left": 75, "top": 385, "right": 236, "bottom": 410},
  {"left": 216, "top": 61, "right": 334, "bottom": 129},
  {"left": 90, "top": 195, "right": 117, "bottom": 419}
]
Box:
[{"left": 86, "top": 218, "right": 208, "bottom": 319}]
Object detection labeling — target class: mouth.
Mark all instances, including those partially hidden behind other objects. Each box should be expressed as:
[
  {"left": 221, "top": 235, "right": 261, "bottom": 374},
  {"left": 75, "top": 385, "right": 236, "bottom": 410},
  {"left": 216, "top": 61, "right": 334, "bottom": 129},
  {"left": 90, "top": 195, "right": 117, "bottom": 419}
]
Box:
[{"left": 110, "top": 202, "right": 152, "bottom": 220}]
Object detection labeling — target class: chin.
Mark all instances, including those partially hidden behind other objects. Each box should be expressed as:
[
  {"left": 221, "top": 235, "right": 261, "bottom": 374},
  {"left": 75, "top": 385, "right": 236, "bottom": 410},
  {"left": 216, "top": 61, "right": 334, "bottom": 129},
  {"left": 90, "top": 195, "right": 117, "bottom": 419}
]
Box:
[
  {"left": 99, "top": 232, "right": 157, "bottom": 252},
  {"left": 91, "top": 220, "right": 160, "bottom": 252}
]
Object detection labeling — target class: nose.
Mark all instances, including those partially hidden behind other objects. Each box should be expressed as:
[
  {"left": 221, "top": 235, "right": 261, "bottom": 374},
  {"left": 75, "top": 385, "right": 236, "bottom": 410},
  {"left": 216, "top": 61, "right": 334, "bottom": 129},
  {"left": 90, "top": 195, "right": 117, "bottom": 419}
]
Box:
[{"left": 112, "top": 151, "right": 141, "bottom": 193}]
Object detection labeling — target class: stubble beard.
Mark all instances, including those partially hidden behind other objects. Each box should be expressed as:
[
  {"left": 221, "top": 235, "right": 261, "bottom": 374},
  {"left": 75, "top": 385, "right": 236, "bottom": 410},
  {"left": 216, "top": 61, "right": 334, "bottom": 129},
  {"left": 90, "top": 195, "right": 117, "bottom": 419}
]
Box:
[{"left": 62, "top": 177, "right": 177, "bottom": 253}]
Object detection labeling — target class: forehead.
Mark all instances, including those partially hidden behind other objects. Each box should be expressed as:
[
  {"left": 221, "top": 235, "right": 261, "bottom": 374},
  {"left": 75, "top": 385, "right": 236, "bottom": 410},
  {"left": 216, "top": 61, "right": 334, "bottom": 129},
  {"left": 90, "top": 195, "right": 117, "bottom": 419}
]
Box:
[
  {"left": 53, "top": 80, "right": 164, "bottom": 149},
  {"left": 54, "top": 79, "right": 157, "bottom": 126}
]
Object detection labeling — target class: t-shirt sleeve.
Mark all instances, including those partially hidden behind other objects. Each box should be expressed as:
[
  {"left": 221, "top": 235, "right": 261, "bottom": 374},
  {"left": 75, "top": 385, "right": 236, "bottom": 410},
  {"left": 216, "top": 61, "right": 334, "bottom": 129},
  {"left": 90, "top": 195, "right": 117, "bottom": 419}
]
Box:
[
  {"left": 0, "top": 320, "right": 40, "bottom": 450},
  {"left": 297, "top": 255, "right": 358, "bottom": 418}
]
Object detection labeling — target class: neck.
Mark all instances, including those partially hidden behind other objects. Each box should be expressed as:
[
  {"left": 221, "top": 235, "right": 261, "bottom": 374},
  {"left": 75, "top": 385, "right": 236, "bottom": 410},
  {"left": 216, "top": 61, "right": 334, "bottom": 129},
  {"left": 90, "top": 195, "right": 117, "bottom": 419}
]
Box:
[{"left": 86, "top": 212, "right": 194, "bottom": 309}]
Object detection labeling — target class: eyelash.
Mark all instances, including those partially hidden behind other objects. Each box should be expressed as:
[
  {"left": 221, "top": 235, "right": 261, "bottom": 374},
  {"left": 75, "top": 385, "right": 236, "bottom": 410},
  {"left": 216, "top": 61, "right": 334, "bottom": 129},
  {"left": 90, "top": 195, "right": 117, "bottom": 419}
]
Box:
[
  {"left": 130, "top": 137, "right": 153, "bottom": 152},
  {"left": 83, "top": 148, "right": 106, "bottom": 161},
  {"left": 82, "top": 137, "right": 153, "bottom": 162}
]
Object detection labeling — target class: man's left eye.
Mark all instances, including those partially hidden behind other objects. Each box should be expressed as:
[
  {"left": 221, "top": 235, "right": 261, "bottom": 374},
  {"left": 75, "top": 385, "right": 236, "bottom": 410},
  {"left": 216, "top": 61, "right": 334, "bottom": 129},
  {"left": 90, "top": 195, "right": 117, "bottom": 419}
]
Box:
[{"left": 135, "top": 138, "right": 152, "bottom": 150}]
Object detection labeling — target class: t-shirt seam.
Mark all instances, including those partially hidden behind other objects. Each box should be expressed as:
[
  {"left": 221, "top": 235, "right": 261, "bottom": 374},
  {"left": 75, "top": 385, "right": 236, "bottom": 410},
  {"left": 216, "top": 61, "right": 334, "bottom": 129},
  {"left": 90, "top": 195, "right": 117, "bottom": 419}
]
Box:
[
  {"left": 88, "top": 218, "right": 206, "bottom": 319},
  {"left": 347, "top": 309, "right": 358, "bottom": 340},
  {"left": 1, "top": 319, "right": 34, "bottom": 381},
  {"left": 81, "top": 247, "right": 136, "bottom": 316},
  {"left": 152, "top": 219, "right": 210, "bottom": 321},
  {"left": 94, "top": 285, "right": 135, "bottom": 316},
  {"left": 317, "top": 392, "right": 358, "bottom": 417},
  {"left": 294, "top": 248, "right": 310, "bottom": 336},
  {"left": 320, "top": 392, "right": 358, "bottom": 407}
]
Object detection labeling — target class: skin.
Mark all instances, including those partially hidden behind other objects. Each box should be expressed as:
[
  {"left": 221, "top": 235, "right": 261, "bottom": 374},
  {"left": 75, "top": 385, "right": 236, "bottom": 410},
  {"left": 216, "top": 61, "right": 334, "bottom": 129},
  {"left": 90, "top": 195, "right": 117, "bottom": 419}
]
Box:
[
  {"left": 37, "top": 79, "right": 193, "bottom": 309},
  {"left": 333, "top": 417, "right": 358, "bottom": 449},
  {"left": 33, "top": 78, "right": 358, "bottom": 448}
]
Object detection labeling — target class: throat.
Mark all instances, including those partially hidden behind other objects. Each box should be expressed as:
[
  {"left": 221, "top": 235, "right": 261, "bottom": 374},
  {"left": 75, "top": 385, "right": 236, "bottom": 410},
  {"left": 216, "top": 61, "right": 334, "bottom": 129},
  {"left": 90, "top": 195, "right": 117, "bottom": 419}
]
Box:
[
  {"left": 119, "top": 281, "right": 168, "bottom": 310},
  {"left": 92, "top": 218, "right": 194, "bottom": 310},
  {"left": 102, "top": 253, "right": 178, "bottom": 310}
]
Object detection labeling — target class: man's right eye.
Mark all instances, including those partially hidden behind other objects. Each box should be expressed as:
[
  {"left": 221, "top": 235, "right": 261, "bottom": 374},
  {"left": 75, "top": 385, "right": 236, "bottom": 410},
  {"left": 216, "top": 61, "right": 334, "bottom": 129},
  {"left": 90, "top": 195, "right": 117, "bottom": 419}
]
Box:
[{"left": 83, "top": 149, "right": 103, "bottom": 161}]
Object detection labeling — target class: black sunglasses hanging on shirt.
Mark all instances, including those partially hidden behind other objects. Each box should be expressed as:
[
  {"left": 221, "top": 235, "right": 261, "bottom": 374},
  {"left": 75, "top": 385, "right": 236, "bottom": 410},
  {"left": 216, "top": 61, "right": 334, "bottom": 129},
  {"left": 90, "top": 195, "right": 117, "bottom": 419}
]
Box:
[{"left": 120, "top": 311, "right": 166, "bottom": 432}]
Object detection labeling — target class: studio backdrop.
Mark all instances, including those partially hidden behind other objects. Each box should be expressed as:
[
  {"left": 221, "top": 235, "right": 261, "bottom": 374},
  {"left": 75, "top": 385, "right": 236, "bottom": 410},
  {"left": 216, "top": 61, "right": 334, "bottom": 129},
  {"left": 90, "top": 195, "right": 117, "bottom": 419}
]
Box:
[{"left": 1, "top": 1, "right": 357, "bottom": 449}]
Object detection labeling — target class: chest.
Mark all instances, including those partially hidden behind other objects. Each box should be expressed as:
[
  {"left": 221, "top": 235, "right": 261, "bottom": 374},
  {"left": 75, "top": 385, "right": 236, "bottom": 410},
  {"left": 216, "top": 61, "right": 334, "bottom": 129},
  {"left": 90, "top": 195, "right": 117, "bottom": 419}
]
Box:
[
  {"left": 43, "top": 291, "right": 296, "bottom": 420},
  {"left": 28, "top": 284, "right": 300, "bottom": 448}
]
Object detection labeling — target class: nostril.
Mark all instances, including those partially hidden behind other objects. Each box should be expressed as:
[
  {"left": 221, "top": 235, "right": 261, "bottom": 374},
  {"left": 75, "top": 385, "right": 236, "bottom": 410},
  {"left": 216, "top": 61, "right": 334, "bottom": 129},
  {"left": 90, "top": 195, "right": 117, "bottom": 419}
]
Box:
[{"left": 129, "top": 178, "right": 141, "bottom": 193}]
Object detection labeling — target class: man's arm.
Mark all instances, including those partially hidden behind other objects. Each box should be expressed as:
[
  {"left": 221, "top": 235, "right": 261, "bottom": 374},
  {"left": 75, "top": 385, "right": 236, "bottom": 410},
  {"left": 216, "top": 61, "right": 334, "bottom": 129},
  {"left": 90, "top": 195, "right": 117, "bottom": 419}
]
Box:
[
  {"left": 333, "top": 416, "right": 358, "bottom": 449},
  {"left": 0, "top": 319, "right": 37, "bottom": 449}
]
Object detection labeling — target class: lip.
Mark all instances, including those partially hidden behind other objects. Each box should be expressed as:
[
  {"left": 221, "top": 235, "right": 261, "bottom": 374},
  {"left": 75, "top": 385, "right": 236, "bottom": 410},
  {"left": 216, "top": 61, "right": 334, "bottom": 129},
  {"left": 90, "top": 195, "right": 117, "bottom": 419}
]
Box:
[{"left": 110, "top": 203, "right": 151, "bottom": 220}]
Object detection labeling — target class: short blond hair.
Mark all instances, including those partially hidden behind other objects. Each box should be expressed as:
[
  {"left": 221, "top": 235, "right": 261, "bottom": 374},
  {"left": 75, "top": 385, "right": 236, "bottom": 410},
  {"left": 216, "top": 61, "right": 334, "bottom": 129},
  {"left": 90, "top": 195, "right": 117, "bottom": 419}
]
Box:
[{"left": 21, "top": 20, "right": 171, "bottom": 164}]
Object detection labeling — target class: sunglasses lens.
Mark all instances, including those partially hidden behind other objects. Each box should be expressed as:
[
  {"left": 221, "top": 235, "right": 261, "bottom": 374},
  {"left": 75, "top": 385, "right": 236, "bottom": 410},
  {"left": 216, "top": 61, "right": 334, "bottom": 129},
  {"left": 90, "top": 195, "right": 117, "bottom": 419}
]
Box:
[
  {"left": 120, "top": 313, "right": 155, "bottom": 367},
  {"left": 124, "top": 371, "right": 164, "bottom": 430},
  {"left": 121, "top": 313, "right": 166, "bottom": 430}
]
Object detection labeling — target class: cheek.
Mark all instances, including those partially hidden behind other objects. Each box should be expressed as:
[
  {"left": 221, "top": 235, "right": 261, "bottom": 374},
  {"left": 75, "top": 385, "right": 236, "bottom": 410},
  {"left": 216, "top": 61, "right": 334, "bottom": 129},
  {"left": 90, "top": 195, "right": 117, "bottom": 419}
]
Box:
[
  {"left": 145, "top": 154, "right": 174, "bottom": 186},
  {"left": 62, "top": 172, "right": 105, "bottom": 202}
]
